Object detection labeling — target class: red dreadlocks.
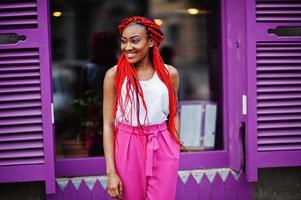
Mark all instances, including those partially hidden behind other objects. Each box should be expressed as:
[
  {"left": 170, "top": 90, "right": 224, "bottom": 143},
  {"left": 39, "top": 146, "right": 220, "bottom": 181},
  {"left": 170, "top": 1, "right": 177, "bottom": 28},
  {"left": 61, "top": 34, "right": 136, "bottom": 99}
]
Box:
[{"left": 114, "top": 16, "right": 181, "bottom": 145}]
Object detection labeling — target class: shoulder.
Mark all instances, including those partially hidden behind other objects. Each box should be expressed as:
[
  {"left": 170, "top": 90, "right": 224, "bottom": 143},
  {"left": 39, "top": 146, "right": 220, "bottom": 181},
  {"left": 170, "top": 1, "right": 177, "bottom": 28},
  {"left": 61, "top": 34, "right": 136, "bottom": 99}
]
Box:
[
  {"left": 165, "top": 64, "right": 179, "bottom": 80},
  {"left": 105, "top": 65, "right": 116, "bottom": 78},
  {"left": 165, "top": 64, "right": 179, "bottom": 90},
  {"left": 104, "top": 65, "right": 116, "bottom": 85}
]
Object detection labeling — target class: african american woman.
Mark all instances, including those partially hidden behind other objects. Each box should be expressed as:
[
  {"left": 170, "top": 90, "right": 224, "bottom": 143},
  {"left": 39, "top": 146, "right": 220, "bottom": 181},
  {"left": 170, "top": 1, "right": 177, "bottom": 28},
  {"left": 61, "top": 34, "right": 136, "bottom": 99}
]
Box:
[{"left": 103, "top": 16, "right": 182, "bottom": 200}]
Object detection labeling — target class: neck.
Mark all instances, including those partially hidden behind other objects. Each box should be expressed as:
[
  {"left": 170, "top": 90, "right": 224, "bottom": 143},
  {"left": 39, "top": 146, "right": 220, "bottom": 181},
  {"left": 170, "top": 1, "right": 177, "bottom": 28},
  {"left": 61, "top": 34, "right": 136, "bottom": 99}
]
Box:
[{"left": 134, "top": 55, "right": 153, "bottom": 71}]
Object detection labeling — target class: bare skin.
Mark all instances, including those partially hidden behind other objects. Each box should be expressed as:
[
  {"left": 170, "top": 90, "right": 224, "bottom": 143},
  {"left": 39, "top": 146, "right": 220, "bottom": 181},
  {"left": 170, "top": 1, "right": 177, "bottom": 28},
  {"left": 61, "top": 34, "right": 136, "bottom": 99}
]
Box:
[{"left": 103, "top": 23, "right": 180, "bottom": 199}]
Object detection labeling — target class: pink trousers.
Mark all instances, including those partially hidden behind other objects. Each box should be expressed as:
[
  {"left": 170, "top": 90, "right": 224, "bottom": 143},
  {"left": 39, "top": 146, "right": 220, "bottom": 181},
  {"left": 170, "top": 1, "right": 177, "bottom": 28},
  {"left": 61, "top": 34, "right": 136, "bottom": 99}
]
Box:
[{"left": 114, "top": 122, "right": 180, "bottom": 200}]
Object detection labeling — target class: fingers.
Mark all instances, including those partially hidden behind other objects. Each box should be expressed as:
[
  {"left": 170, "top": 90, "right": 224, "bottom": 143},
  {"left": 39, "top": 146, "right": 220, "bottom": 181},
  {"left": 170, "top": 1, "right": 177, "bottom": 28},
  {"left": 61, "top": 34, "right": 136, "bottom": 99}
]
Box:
[
  {"left": 118, "top": 182, "right": 123, "bottom": 196},
  {"left": 108, "top": 186, "right": 121, "bottom": 199}
]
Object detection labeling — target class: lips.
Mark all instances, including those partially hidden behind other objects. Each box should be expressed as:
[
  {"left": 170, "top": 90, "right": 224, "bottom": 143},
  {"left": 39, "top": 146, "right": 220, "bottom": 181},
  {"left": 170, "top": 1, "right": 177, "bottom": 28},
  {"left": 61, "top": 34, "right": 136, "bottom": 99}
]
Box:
[{"left": 125, "top": 52, "right": 136, "bottom": 59}]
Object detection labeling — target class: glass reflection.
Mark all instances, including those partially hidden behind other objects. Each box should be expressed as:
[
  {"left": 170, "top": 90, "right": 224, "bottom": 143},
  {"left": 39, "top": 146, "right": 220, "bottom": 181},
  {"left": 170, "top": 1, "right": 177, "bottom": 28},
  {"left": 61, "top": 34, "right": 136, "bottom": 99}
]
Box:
[{"left": 51, "top": 0, "right": 222, "bottom": 159}]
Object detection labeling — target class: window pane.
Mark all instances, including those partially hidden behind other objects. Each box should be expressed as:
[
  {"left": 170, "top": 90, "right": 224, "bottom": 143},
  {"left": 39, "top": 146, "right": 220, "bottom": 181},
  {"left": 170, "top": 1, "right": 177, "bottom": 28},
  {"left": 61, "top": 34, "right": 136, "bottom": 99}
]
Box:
[{"left": 51, "top": 0, "right": 222, "bottom": 159}]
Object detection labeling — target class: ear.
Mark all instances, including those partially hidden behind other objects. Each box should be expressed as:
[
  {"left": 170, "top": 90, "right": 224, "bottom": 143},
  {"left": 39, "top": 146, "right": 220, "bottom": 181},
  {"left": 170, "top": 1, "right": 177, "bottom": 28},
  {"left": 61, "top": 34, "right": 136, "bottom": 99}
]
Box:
[{"left": 149, "top": 40, "right": 154, "bottom": 47}]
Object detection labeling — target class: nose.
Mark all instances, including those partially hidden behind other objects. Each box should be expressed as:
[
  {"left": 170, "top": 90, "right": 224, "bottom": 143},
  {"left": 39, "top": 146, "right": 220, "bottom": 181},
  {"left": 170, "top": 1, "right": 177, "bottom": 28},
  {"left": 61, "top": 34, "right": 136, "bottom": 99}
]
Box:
[{"left": 123, "top": 42, "right": 133, "bottom": 51}]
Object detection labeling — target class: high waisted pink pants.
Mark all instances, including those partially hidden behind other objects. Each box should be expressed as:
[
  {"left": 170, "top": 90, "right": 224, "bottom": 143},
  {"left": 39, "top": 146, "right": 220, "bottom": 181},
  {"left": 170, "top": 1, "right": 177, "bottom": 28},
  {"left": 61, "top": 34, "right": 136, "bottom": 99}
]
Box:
[{"left": 114, "top": 122, "right": 180, "bottom": 200}]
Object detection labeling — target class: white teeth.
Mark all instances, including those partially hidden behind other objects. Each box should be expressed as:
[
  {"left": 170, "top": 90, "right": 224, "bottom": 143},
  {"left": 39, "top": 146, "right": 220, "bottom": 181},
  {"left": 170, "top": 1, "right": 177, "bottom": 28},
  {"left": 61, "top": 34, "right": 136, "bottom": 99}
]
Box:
[{"left": 126, "top": 53, "right": 136, "bottom": 58}]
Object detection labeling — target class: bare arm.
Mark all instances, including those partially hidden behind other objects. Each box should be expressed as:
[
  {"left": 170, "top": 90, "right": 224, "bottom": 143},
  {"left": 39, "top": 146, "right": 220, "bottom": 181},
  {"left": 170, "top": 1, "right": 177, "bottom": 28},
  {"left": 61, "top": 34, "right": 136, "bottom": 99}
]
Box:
[
  {"left": 103, "top": 67, "right": 117, "bottom": 175},
  {"left": 168, "top": 65, "right": 180, "bottom": 136},
  {"left": 103, "top": 66, "right": 123, "bottom": 198}
]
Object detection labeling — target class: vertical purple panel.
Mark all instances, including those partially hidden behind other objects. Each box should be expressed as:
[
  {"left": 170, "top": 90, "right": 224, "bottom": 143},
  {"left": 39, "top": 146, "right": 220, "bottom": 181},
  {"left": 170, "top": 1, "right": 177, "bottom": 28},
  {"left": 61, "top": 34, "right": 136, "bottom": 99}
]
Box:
[
  {"left": 36, "top": 0, "right": 56, "bottom": 194},
  {"left": 224, "top": 173, "right": 238, "bottom": 200},
  {"left": 185, "top": 175, "right": 200, "bottom": 200},
  {"left": 199, "top": 175, "right": 212, "bottom": 200},
  {"left": 91, "top": 180, "right": 106, "bottom": 200},
  {"left": 211, "top": 174, "right": 224, "bottom": 200},
  {"left": 245, "top": 0, "right": 259, "bottom": 182},
  {"left": 64, "top": 181, "right": 77, "bottom": 200},
  {"left": 175, "top": 176, "right": 186, "bottom": 200},
  {"left": 77, "top": 181, "right": 92, "bottom": 200},
  {"left": 237, "top": 173, "right": 253, "bottom": 200},
  {"left": 223, "top": 0, "right": 246, "bottom": 172}
]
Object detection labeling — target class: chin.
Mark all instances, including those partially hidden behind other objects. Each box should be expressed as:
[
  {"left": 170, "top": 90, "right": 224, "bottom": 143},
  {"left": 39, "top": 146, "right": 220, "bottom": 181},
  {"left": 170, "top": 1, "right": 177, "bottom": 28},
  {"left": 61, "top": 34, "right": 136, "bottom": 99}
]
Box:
[{"left": 126, "top": 58, "right": 138, "bottom": 65}]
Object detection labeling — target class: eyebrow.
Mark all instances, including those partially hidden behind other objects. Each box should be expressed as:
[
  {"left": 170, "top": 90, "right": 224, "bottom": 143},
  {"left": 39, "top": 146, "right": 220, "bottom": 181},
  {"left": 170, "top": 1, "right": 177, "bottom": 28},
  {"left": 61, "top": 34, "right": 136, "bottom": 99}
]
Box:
[{"left": 121, "top": 35, "right": 141, "bottom": 40}]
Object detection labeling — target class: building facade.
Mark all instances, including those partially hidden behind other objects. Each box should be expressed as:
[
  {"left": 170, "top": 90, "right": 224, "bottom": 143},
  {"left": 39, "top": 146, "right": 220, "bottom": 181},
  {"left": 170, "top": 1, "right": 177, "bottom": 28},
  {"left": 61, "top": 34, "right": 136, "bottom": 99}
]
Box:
[{"left": 0, "top": 0, "right": 300, "bottom": 199}]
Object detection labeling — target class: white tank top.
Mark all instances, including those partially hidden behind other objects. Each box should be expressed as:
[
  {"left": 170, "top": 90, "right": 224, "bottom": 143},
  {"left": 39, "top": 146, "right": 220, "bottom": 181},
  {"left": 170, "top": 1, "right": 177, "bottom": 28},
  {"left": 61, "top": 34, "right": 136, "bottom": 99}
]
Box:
[{"left": 115, "top": 65, "right": 169, "bottom": 126}]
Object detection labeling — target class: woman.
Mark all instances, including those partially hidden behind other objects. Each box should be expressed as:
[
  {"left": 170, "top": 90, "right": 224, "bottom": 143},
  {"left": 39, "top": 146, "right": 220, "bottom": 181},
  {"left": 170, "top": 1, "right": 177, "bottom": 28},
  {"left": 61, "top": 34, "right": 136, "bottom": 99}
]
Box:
[{"left": 103, "top": 16, "right": 182, "bottom": 200}]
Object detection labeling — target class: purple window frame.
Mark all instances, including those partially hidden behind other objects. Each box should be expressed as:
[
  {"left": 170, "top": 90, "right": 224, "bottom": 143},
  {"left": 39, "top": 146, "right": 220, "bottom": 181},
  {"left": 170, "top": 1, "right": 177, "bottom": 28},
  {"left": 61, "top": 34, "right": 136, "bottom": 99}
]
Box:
[{"left": 55, "top": 0, "right": 245, "bottom": 177}]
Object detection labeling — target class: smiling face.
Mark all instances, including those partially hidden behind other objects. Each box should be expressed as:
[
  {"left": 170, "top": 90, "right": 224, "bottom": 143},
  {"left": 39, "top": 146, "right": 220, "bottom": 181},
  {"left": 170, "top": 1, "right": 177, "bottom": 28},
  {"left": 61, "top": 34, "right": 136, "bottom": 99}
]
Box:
[{"left": 121, "top": 23, "right": 153, "bottom": 65}]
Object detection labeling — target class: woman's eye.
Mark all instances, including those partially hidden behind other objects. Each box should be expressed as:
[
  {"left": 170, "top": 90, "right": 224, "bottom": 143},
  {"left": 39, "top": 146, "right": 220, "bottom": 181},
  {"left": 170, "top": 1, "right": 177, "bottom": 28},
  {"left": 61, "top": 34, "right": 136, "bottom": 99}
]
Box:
[{"left": 132, "top": 39, "right": 140, "bottom": 43}]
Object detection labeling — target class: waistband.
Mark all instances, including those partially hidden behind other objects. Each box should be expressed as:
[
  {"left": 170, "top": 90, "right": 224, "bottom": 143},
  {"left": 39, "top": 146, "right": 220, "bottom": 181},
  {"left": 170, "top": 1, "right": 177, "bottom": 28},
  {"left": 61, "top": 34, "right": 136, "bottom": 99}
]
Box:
[{"left": 117, "top": 121, "right": 168, "bottom": 135}]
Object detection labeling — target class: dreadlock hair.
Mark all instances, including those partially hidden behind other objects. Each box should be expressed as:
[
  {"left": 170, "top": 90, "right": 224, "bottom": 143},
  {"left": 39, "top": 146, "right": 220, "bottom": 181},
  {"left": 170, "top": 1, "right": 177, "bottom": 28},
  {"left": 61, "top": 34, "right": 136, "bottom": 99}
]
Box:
[{"left": 114, "top": 16, "right": 181, "bottom": 145}]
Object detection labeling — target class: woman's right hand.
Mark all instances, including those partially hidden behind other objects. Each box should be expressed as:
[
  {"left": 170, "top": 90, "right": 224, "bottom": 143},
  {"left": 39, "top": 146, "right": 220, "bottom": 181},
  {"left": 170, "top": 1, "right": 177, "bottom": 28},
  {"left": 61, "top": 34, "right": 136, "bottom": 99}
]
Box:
[{"left": 107, "top": 172, "right": 123, "bottom": 199}]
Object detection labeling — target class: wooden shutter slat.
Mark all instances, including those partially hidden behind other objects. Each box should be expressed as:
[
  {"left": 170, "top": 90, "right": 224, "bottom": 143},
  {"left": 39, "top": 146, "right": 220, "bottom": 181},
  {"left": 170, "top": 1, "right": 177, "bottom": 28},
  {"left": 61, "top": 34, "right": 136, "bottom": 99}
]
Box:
[
  {"left": 257, "top": 46, "right": 301, "bottom": 51},
  {"left": 258, "top": 42, "right": 301, "bottom": 46},
  {"left": 0, "top": 2, "right": 37, "bottom": 9},
  {"left": 257, "top": 66, "right": 301, "bottom": 71},
  {"left": 0, "top": 141, "right": 43, "bottom": 151},
  {"left": 0, "top": 125, "right": 42, "bottom": 135},
  {"left": 258, "top": 129, "right": 301, "bottom": 137},
  {"left": 0, "top": 117, "right": 42, "bottom": 126},
  {"left": 0, "top": 149, "right": 43, "bottom": 158},
  {"left": 257, "top": 73, "right": 301, "bottom": 78},
  {"left": 0, "top": 93, "right": 41, "bottom": 102},
  {"left": 0, "top": 10, "right": 36, "bottom": 18},
  {"left": 0, "top": 79, "right": 40, "bottom": 86},
  {"left": 258, "top": 100, "right": 301, "bottom": 107},
  {"left": 0, "top": 86, "right": 41, "bottom": 94},
  {"left": 0, "top": 19, "right": 38, "bottom": 26},
  {"left": 258, "top": 114, "right": 301, "bottom": 121},
  {"left": 0, "top": 72, "right": 40, "bottom": 79},
  {"left": 257, "top": 79, "right": 301, "bottom": 85},
  {"left": 257, "top": 107, "right": 301, "bottom": 114},
  {"left": 258, "top": 137, "right": 301, "bottom": 145},
  {"left": 0, "top": 108, "right": 41, "bottom": 117},
  {"left": 0, "top": 101, "right": 41, "bottom": 109},
  {"left": 0, "top": 158, "right": 43, "bottom": 166},
  {"left": 0, "top": 51, "right": 39, "bottom": 58},
  {"left": 256, "top": 3, "right": 301, "bottom": 9},
  {"left": 257, "top": 86, "right": 301, "bottom": 92},
  {"left": 258, "top": 144, "right": 301, "bottom": 152},
  {"left": 257, "top": 10, "right": 301, "bottom": 15},
  {"left": 0, "top": 59, "right": 39, "bottom": 65},
  {"left": 258, "top": 121, "right": 301, "bottom": 129},
  {"left": 257, "top": 93, "right": 301, "bottom": 99},
  {"left": 257, "top": 52, "right": 301, "bottom": 57},
  {"left": 0, "top": 133, "right": 43, "bottom": 142},
  {"left": 0, "top": 66, "right": 40, "bottom": 72},
  {"left": 256, "top": 17, "right": 301, "bottom": 22},
  {"left": 257, "top": 59, "right": 301, "bottom": 64}
]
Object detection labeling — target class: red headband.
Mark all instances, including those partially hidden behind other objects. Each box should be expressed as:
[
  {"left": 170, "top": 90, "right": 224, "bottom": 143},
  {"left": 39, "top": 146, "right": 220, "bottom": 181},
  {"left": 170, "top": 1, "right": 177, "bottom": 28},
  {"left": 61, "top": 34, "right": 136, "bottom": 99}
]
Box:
[{"left": 118, "top": 16, "right": 164, "bottom": 46}]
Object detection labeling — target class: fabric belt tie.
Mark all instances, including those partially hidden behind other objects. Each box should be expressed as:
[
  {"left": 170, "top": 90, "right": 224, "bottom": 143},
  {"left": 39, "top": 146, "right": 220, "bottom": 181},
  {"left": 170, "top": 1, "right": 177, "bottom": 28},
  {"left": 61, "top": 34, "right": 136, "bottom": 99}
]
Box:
[
  {"left": 145, "top": 130, "right": 161, "bottom": 177},
  {"left": 116, "top": 122, "right": 167, "bottom": 177}
]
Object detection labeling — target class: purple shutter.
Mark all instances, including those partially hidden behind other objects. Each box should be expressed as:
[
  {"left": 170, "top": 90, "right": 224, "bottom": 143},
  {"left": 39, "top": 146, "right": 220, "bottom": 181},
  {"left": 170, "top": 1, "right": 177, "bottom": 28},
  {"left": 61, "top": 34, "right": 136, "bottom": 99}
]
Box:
[
  {"left": 0, "top": 0, "right": 55, "bottom": 194},
  {"left": 245, "top": 0, "right": 301, "bottom": 181}
]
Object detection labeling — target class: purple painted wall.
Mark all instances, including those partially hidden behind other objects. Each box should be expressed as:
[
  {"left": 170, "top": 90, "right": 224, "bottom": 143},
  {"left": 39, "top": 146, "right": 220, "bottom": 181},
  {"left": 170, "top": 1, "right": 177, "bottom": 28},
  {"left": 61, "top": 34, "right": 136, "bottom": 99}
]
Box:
[
  {"left": 47, "top": 169, "right": 252, "bottom": 200},
  {"left": 0, "top": 0, "right": 55, "bottom": 194}
]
